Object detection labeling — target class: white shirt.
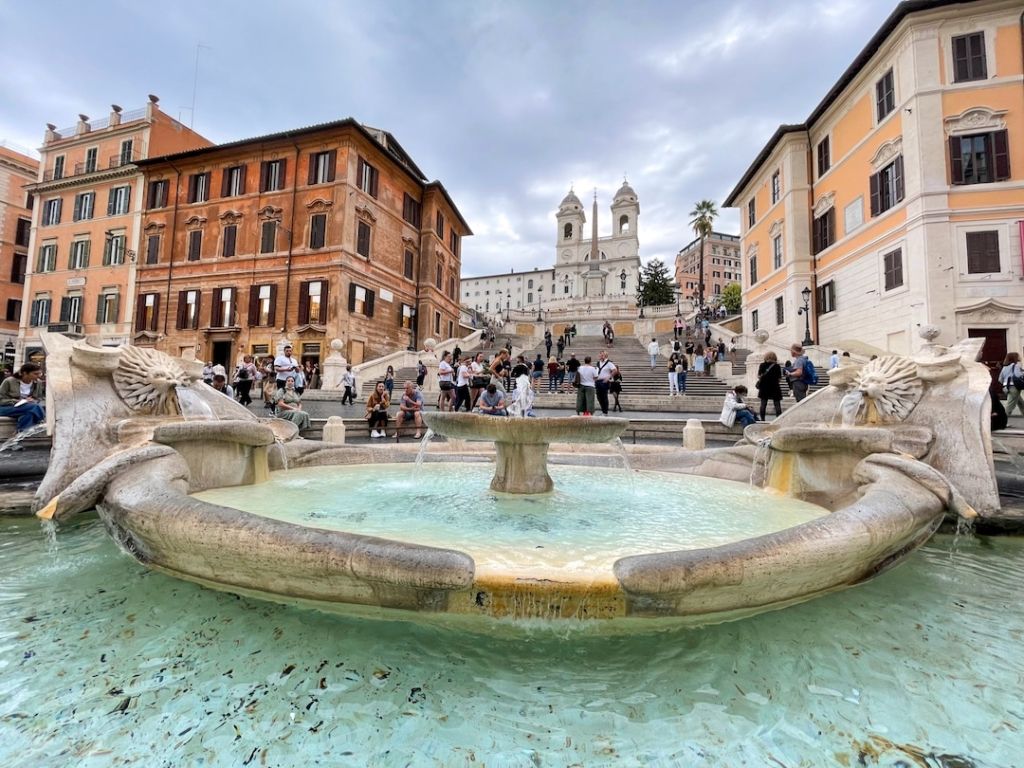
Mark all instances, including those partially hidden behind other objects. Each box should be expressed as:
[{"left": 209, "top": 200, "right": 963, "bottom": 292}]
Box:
[
  {"left": 20, "top": 381, "right": 32, "bottom": 397},
  {"left": 999, "top": 363, "right": 1021, "bottom": 386},
  {"left": 647, "top": 341, "right": 660, "bottom": 355},
  {"left": 595, "top": 358, "right": 617, "bottom": 382},
  {"left": 437, "top": 360, "right": 454, "bottom": 383},
  {"left": 343, "top": 371, "right": 356, "bottom": 387},
  {"left": 456, "top": 364, "right": 470, "bottom": 387},
  {"left": 577, "top": 364, "right": 598, "bottom": 387},
  {"left": 274, "top": 354, "right": 299, "bottom": 378},
  {"left": 829, "top": 354, "right": 840, "bottom": 369}
]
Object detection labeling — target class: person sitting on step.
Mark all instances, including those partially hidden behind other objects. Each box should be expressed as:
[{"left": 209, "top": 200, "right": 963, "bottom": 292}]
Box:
[{"left": 365, "top": 381, "right": 390, "bottom": 438}]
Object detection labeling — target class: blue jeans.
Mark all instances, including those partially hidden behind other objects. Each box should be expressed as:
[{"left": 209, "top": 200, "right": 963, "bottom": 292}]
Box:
[
  {"left": 0, "top": 402, "right": 45, "bottom": 432},
  {"left": 677, "top": 371, "right": 687, "bottom": 393},
  {"left": 735, "top": 408, "right": 757, "bottom": 427}
]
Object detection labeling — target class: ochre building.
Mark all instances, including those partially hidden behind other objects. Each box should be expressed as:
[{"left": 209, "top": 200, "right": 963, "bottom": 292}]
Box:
[
  {"left": 0, "top": 145, "right": 37, "bottom": 363},
  {"left": 725, "top": 0, "right": 1024, "bottom": 370},
  {"left": 674, "top": 231, "right": 741, "bottom": 305},
  {"left": 134, "top": 119, "right": 470, "bottom": 370}
]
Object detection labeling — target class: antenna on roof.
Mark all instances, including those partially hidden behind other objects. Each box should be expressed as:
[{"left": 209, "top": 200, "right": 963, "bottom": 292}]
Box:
[{"left": 187, "top": 42, "right": 212, "bottom": 129}]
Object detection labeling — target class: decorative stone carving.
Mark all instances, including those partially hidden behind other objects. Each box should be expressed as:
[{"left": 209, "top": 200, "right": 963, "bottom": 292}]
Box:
[
  {"left": 113, "top": 345, "right": 195, "bottom": 415},
  {"left": 813, "top": 192, "right": 835, "bottom": 218},
  {"left": 143, "top": 221, "right": 166, "bottom": 232},
  {"left": 184, "top": 215, "right": 207, "bottom": 228},
  {"left": 914, "top": 325, "right": 963, "bottom": 383},
  {"left": 839, "top": 356, "right": 923, "bottom": 426},
  {"left": 355, "top": 203, "right": 377, "bottom": 223},
  {"left": 257, "top": 205, "right": 283, "bottom": 221},
  {"left": 319, "top": 339, "right": 348, "bottom": 391},
  {"left": 401, "top": 236, "right": 417, "bottom": 247},
  {"left": 305, "top": 198, "right": 333, "bottom": 213},
  {"left": 219, "top": 210, "right": 243, "bottom": 225},
  {"left": 869, "top": 137, "right": 903, "bottom": 170},
  {"left": 944, "top": 106, "right": 1007, "bottom": 136},
  {"left": 745, "top": 243, "right": 758, "bottom": 260},
  {"left": 768, "top": 219, "right": 784, "bottom": 239},
  {"left": 423, "top": 338, "right": 437, "bottom": 354},
  {"left": 752, "top": 329, "right": 769, "bottom": 347}
]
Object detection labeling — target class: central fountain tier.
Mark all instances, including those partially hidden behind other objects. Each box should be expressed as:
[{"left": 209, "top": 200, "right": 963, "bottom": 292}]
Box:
[{"left": 422, "top": 412, "right": 628, "bottom": 494}]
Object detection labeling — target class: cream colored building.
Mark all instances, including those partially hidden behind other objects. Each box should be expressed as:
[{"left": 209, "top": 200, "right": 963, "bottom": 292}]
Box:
[{"left": 725, "top": 0, "right": 1024, "bottom": 371}]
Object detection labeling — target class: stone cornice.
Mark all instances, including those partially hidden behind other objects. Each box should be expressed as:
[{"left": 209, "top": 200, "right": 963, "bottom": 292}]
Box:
[
  {"left": 26, "top": 164, "right": 138, "bottom": 193},
  {"left": 943, "top": 106, "right": 1007, "bottom": 136},
  {"left": 869, "top": 137, "right": 903, "bottom": 170}
]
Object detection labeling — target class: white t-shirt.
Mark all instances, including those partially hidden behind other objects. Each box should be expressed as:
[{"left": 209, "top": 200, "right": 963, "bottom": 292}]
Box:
[
  {"left": 595, "top": 358, "right": 617, "bottom": 382},
  {"left": 274, "top": 354, "right": 298, "bottom": 378},
  {"left": 647, "top": 341, "right": 660, "bottom": 355},
  {"left": 437, "top": 360, "right": 454, "bottom": 383},
  {"left": 20, "top": 381, "right": 32, "bottom": 397},
  {"left": 577, "top": 364, "right": 598, "bottom": 388},
  {"left": 456, "top": 364, "right": 470, "bottom": 387}
]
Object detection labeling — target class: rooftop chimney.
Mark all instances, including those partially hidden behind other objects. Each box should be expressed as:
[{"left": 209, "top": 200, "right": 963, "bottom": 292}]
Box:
[
  {"left": 44, "top": 123, "right": 58, "bottom": 144},
  {"left": 76, "top": 114, "right": 90, "bottom": 135},
  {"left": 110, "top": 104, "right": 122, "bottom": 126}
]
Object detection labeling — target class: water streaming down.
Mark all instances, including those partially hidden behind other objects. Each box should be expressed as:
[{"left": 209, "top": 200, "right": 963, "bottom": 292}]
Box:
[
  {"left": 991, "top": 437, "right": 1024, "bottom": 477},
  {"left": 0, "top": 423, "right": 47, "bottom": 453},
  {"left": 175, "top": 385, "right": 215, "bottom": 420},
  {"left": 609, "top": 437, "right": 634, "bottom": 491},
  {"left": 414, "top": 429, "right": 435, "bottom": 467},
  {"left": 751, "top": 437, "right": 772, "bottom": 487},
  {"left": 39, "top": 519, "right": 58, "bottom": 555}
]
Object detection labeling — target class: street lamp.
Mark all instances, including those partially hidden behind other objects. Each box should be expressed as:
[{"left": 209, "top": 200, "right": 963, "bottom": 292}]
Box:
[
  {"left": 505, "top": 295, "right": 510, "bottom": 320},
  {"left": 797, "top": 285, "right": 814, "bottom": 346},
  {"left": 634, "top": 272, "right": 645, "bottom": 318},
  {"left": 674, "top": 289, "right": 682, "bottom": 317},
  {"left": 536, "top": 285, "right": 543, "bottom": 321}
]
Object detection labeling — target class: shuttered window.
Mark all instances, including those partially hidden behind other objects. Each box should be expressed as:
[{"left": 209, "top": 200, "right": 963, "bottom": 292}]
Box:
[
  {"left": 188, "top": 172, "right": 211, "bottom": 203},
  {"left": 816, "top": 137, "right": 830, "bottom": 177},
  {"left": 221, "top": 166, "right": 246, "bottom": 197},
  {"left": 260, "top": 221, "right": 277, "bottom": 254},
  {"left": 107, "top": 185, "right": 130, "bottom": 215},
  {"left": 222, "top": 225, "right": 237, "bottom": 258},
  {"left": 774, "top": 296, "right": 784, "bottom": 325},
  {"left": 187, "top": 230, "right": 203, "bottom": 261},
  {"left": 73, "top": 192, "right": 95, "bottom": 221},
  {"left": 812, "top": 208, "right": 835, "bottom": 254},
  {"left": 298, "top": 280, "right": 330, "bottom": 325},
  {"left": 347, "top": 282, "right": 374, "bottom": 318},
  {"left": 211, "top": 287, "right": 237, "bottom": 327},
  {"left": 176, "top": 290, "right": 201, "bottom": 330},
  {"left": 308, "top": 151, "right": 337, "bottom": 185},
  {"left": 309, "top": 214, "right": 327, "bottom": 249},
  {"left": 403, "top": 250, "right": 415, "bottom": 279},
  {"left": 949, "top": 131, "right": 1010, "bottom": 185},
  {"left": 875, "top": 69, "right": 894, "bottom": 121},
  {"left": 147, "top": 180, "right": 169, "bottom": 209},
  {"left": 966, "top": 231, "right": 1000, "bottom": 274},
  {"left": 135, "top": 293, "right": 159, "bottom": 332},
  {"left": 869, "top": 156, "right": 904, "bottom": 216},
  {"left": 952, "top": 32, "right": 986, "bottom": 82},
  {"left": 883, "top": 249, "right": 903, "bottom": 291},
  {"left": 356, "top": 221, "right": 371, "bottom": 258},
  {"left": 146, "top": 235, "right": 160, "bottom": 264},
  {"left": 260, "top": 159, "right": 286, "bottom": 192},
  {"left": 356, "top": 157, "right": 378, "bottom": 197},
  {"left": 97, "top": 292, "right": 120, "bottom": 325},
  {"left": 402, "top": 193, "right": 421, "bottom": 226},
  {"left": 248, "top": 284, "right": 277, "bottom": 327},
  {"left": 816, "top": 281, "right": 836, "bottom": 315}
]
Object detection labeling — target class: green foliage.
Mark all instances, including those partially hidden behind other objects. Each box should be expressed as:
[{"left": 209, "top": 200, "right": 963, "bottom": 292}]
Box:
[
  {"left": 639, "top": 259, "right": 676, "bottom": 306},
  {"left": 720, "top": 282, "right": 742, "bottom": 314},
  {"left": 689, "top": 199, "right": 718, "bottom": 238}
]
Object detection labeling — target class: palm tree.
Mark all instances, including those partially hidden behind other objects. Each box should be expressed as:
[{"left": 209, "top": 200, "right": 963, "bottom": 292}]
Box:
[{"left": 689, "top": 199, "right": 718, "bottom": 310}]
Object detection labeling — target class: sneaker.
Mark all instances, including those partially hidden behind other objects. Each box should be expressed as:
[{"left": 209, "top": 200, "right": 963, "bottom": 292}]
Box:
[{"left": 370, "top": 430, "right": 380, "bottom": 438}]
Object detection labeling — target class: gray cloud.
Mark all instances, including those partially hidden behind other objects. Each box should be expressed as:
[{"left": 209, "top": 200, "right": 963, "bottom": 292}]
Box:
[{"left": 0, "top": 0, "right": 892, "bottom": 276}]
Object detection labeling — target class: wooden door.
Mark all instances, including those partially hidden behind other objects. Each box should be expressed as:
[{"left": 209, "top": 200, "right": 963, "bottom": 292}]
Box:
[{"left": 348, "top": 339, "right": 364, "bottom": 365}]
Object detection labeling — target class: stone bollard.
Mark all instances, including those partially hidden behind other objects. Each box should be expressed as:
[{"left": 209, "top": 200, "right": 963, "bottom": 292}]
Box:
[
  {"left": 682, "top": 418, "right": 705, "bottom": 450},
  {"left": 322, "top": 416, "right": 346, "bottom": 444}
]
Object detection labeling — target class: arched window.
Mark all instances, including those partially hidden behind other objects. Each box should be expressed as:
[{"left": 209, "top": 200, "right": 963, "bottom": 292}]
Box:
[
  {"left": 528, "top": 279, "right": 534, "bottom": 289},
  {"left": 563, "top": 223, "right": 573, "bottom": 240},
  {"left": 620, "top": 274, "right": 627, "bottom": 290},
  {"left": 619, "top": 215, "right": 630, "bottom": 233}
]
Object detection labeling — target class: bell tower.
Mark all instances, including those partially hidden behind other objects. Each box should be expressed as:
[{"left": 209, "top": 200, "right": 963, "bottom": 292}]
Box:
[{"left": 555, "top": 187, "right": 585, "bottom": 264}]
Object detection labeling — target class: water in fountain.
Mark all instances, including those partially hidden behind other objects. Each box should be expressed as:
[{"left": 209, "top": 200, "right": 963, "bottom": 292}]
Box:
[
  {"left": 274, "top": 437, "right": 289, "bottom": 472},
  {"left": 39, "top": 519, "right": 58, "bottom": 555},
  {"left": 750, "top": 437, "right": 772, "bottom": 487},
  {"left": 175, "top": 385, "right": 215, "bottom": 420},
  {"left": 414, "top": 429, "right": 435, "bottom": 467},
  {"left": 610, "top": 437, "right": 634, "bottom": 492},
  {"left": 992, "top": 437, "right": 1024, "bottom": 478},
  {"left": 0, "top": 423, "right": 47, "bottom": 453}
]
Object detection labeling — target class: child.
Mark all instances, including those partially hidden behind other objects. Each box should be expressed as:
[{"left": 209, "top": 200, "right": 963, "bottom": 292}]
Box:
[
  {"left": 610, "top": 370, "right": 623, "bottom": 412},
  {"left": 720, "top": 384, "right": 757, "bottom": 428}
]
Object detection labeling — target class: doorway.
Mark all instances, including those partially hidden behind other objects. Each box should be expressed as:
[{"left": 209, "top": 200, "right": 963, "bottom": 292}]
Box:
[
  {"left": 967, "top": 328, "right": 1006, "bottom": 383},
  {"left": 212, "top": 340, "right": 233, "bottom": 370},
  {"left": 348, "top": 339, "right": 365, "bottom": 365}
]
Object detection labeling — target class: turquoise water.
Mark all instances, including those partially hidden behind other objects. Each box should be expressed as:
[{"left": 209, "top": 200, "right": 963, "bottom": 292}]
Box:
[
  {"left": 194, "top": 465, "right": 828, "bottom": 575},
  {"left": 1, "top": 515, "right": 1022, "bottom": 766}
]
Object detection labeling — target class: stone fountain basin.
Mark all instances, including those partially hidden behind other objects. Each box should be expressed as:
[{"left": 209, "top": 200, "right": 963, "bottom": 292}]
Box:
[
  {"left": 92, "top": 445, "right": 949, "bottom": 626},
  {"left": 422, "top": 412, "right": 628, "bottom": 443}
]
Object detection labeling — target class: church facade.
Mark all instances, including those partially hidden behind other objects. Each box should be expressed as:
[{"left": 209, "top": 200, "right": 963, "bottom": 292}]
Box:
[{"left": 461, "top": 182, "right": 642, "bottom": 317}]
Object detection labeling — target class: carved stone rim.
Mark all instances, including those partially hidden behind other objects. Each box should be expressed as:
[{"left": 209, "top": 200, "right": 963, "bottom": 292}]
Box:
[
  {"left": 944, "top": 106, "right": 1007, "bottom": 137},
  {"left": 869, "top": 137, "right": 902, "bottom": 171},
  {"left": 813, "top": 192, "right": 835, "bottom": 218}
]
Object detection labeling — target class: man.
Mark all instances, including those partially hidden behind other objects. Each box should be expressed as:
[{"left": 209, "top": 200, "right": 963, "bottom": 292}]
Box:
[
  {"left": 0, "top": 362, "right": 45, "bottom": 433},
  {"left": 594, "top": 350, "right": 617, "bottom": 416},
  {"left": 787, "top": 343, "right": 811, "bottom": 402},
  {"left": 564, "top": 353, "right": 580, "bottom": 393},
  {"left": 829, "top": 349, "right": 840, "bottom": 370},
  {"left": 274, "top": 345, "right": 300, "bottom": 390},
  {"left": 556, "top": 335, "right": 565, "bottom": 358},
  {"left": 647, "top": 337, "right": 660, "bottom": 369},
  {"left": 210, "top": 374, "right": 234, "bottom": 400},
  {"left": 544, "top": 330, "right": 552, "bottom": 359},
  {"left": 201, "top": 361, "right": 215, "bottom": 385},
  {"left": 575, "top": 355, "right": 598, "bottom": 415},
  {"left": 397, "top": 381, "right": 424, "bottom": 439},
  {"left": 684, "top": 339, "right": 695, "bottom": 367},
  {"left": 532, "top": 353, "right": 545, "bottom": 387},
  {"left": 476, "top": 383, "right": 508, "bottom": 416},
  {"left": 341, "top": 365, "right": 357, "bottom": 405},
  {"left": 454, "top": 356, "right": 472, "bottom": 412}
]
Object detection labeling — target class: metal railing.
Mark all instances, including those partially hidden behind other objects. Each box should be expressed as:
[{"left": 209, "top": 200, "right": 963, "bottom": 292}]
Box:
[
  {"left": 52, "top": 107, "right": 148, "bottom": 140},
  {"left": 46, "top": 322, "right": 85, "bottom": 337}
]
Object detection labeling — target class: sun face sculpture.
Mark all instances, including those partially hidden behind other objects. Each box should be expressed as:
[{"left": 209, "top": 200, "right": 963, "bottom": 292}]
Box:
[
  {"left": 112, "top": 345, "right": 196, "bottom": 415},
  {"left": 839, "top": 355, "right": 924, "bottom": 425}
]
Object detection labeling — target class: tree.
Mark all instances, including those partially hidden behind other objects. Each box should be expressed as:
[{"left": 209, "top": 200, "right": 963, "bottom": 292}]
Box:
[
  {"left": 639, "top": 259, "right": 675, "bottom": 307},
  {"left": 720, "top": 282, "right": 742, "bottom": 314},
  {"left": 689, "top": 199, "right": 718, "bottom": 309}
]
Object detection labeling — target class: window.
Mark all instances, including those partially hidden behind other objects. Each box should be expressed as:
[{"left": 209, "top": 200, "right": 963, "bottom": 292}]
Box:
[
  {"left": 875, "top": 69, "right": 895, "bottom": 121},
  {"left": 222, "top": 225, "right": 237, "bottom": 258},
  {"left": 176, "top": 290, "right": 200, "bottom": 330},
  {"left": 43, "top": 198, "right": 62, "bottom": 226},
  {"left": 147, "top": 180, "right": 169, "bottom": 209},
  {"left": 870, "top": 156, "right": 904, "bottom": 216},
  {"left": 211, "top": 287, "right": 236, "bottom": 327},
  {"left": 103, "top": 234, "right": 126, "bottom": 266},
  {"left": 37, "top": 243, "right": 57, "bottom": 273},
  {"left": 449, "top": 230, "right": 459, "bottom": 255},
  {"left": 527, "top": 292, "right": 533, "bottom": 304},
  {"left": 403, "top": 250, "right": 415, "bottom": 279},
  {"left": 15, "top": 218, "right": 31, "bottom": 247},
  {"left": 436, "top": 264, "right": 444, "bottom": 289},
  {"left": 949, "top": 131, "right": 1009, "bottom": 185},
  {"left": 436, "top": 211, "right": 444, "bottom": 238},
  {"left": 883, "top": 248, "right": 904, "bottom": 291},
  {"left": 772, "top": 236, "right": 782, "bottom": 270},
  {"left": 356, "top": 220, "right": 371, "bottom": 258},
  {"left": 817, "top": 137, "right": 831, "bottom": 177},
  {"left": 73, "top": 192, "right": 95, "bottom": 222},
  {"left": 146, "top": 235, "right": 160, "bottom": 265},
  {"left": 260, "top": 159, "right": 286, "bottom": 192},
  {"left": 96, "top": 291, "right": 119, "bottom": 325},
  {"left": 771, "top": 171, "right": 780, "bottom": 204},
  {"left": 400, "top": 303, "right": 414, "bottom": 329},
  {"left": 119, "top": 139, "right": 134, "bottom": 166},
  {"left": 448, "top": 275, "right": 455, "bottom": 299},
  {"left": 11, "top": 253, "right": 26, "bottom": 284},
  {"left": 748, "top": 253, "right": 758, "bottom": 285},
  {"left": 6, "top": 299, "right": 21, "bottom": 322},
  {"left": 69, "top": 240, "right": 90, "bottom": 270},
  {"left": 775, "top": 296, "right": 785, "bottom": 325},
  {"left": 221, "top": 165, "right": 246, "bottom": 197},
  {"left": 952, "top": 32, "right": 986, "bottom": 83},
  {"left": 527, "top": 278, "right": 534, "bottom": 289},
  {"left": 966, "top": 231, "right": 1000, "bottom": 274},
  {"left": 434, "top": 311, "right": 441, "bottom": 334},
  {"left": 84, "top": 147, "right": 98, "bottom": 174},
  {"left": 619, "top": 215, "right": 630, "bottom": 233},
  {"left": 812, "top": 208, "right": 835, "bottom": 254},
  {"left": 30, "top": 297, "right": 52, "bottom": 326},
  {"left": 563, "top": 223, "right": 573, "bottom": 239},
  {"left": 394, "top": 194, "right": 420, "bottom": 231},
  {"left": 299, "top": 280, "right": 328, "bottom": 324},
  {"left": 747, "top": 198, "right": 755, "bottom": 227},
  {"left": 309, "top": 214, "right": 326, "bottom": 249},
  {"left": 249, "top": 284, "right": 277, "bottom": 327},
  {"left": 107, "top": 185, "right": 130, "bottom": 216},
  {"left": 188, "top": 172, "right": 211, "bottom": 203},
  {"left": 356, "top": 157, "right": 379, "bottom": 197},
  {"left": 308, "top": 151, "right": 336, "bottom": 185},
  {"left": 53, "top": 155, "right": 65, "bottom": 180},
  {"left": 60, "top": 295, "right": 83, "bottom": 324},
  {"left": 135, "top": 293, "right": 159, "bottom": 332},
  {"left": 816, "top": 281, "right": 836, "bottom": 315},
  {"left": 187, "top": 230, "right": 202, "bottom": 261},
  {"left": 260, "top": 221, "right": 277, "bottom": 254},
  {"left": 348, "top": 283, "right": 374, "bottom": 317}
]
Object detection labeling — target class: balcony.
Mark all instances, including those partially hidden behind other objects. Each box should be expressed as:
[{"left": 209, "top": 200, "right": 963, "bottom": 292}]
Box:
[{"left": 46, "top": 322, "right": 85, "bottom": 338}]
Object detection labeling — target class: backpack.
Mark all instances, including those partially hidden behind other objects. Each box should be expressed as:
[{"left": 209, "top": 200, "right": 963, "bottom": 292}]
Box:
[
  {"left": 236, "top": 365, "right": 250, "bottom": 380},
  {"left": 802, "top": 358, "right": 819, "bottom": 385}
]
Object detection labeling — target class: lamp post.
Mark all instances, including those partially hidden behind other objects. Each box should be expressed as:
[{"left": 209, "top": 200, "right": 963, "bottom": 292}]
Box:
[
  {"left": 505, "top": 295, "right": 510, "bottom": 321},
  {"left": 536, "top": 285, "right": 543, "bottom": 322},
  {"left": 634, "top": 272, "right": 645, "bottom": 318},
  {"left": 797, "top": 285, "right": 814, "bottom": 346},
  {"left": 674, "top": 289, "right": 681, "bottom": 316}
]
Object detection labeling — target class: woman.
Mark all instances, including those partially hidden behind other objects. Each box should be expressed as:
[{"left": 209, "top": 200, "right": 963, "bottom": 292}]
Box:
[
  {"left": 693, "top": 344, "right": 706, "bottom": 376},
  {"left": 274, "top": 376, "right": 311, "bottom": 431},
  {"left": 677, "top": 354, "right": 688, "bottom": 397},
  {"left": 365, "top": 381, "right": 390, "bottom": 438},
  {"left": 720, "top": 384, "right": 757, "bottom": 429},
  {"left": 233, "top": 355, "right": 257, "bottom": 406},
  {"left": 756, "top": 351, "right": 784, "bottom": 420},
  {"left": 999, "top": 352, "right": 1024, "bottom": 417},
  {"left": 0, "top": 362, "right": 45, "bottom": 432},
  {"left": 384, "top": 365, "right": 395, "bottom": 398},
  {"left": 437, "top": 351, "right": 455, "bottom": 411},
  {"left": 667, "top": 353, "right": 681, "bottom": 397},
  {"left": 261, "top": 357, "right": 277, "bottom": 409},
  {"left": 547, "top": 356, "right": 559, "bottom": 393},
  {"left": 469, "top": 353, "right": 488, "bottom": 409}
]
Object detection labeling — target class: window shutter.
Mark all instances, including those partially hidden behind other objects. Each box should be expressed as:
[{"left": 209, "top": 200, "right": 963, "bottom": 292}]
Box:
[
  {"left": 248, "top": 286, "right": 259, "bottom": 325},
  {"left": 147, "top": 235, "right": 159, "bottom": 264},
  {"left": 953, "top": 35, "right": 968, "bottom": 82},
  {"left": 370, "top": 167, "right": 378, "bottom": 198},
  {"left": 176, "top": 292, "right": 186, "bottom": 329},
  {"left": 812, "top": 217, "right": 821, "bottom": 255},
  {"left": 326, "top": 150, "right": 337, "bottom": 182},
  {"left": 221, "top": 169, "right": 231, "bottom": 197},
  {"left": 355, "top": 158, "right": 364, "bottom": 190},
  {"left": 82, "top": 240, "right": 90, "bottom": 268},
  {"left": 298, "top": 282, "right": 310, "bottom": 324},
  {"left": 260, "top": 161, "right": 269, "bottom": 193},
  {"left": 146, "top": 182, "right": 155, "bottom": 209},
  {"left": 107, "top": 189, "right": 116, "bottom": 216},
  {"left": 213, "top": 290, "right": 224, "bottom": 327},
  {"left": 228, "top": 288, "right": 237, "bottom": 326},
  {"left": 30, "top": 300, "right": 39, "bottom": 327},
  {"left": 970, "top": 33, "right": 986, "bottom": 79},
  {"left": 894, "top": 156, "right": 904, "bottom": 202},
  {"left": 869, "top": 171, "right": 881, "bottom": 216},
  {"left": 73, "top": 195, "right": 82, "bottom": 221},
  {"left": 222, "top": 225, "right": 237, "bottom": 257},
  {"left": 308, "top": 155, "right": 317, "bottom": 185},
  {"left": 113, "top": 295, "right": 121, "bottom": 325},
  {"left": 238, "top": 166, "right": 247, "bottom": 195},
  {"left": 949, "top": 137, "right": 964, "bottom": 184},
  {"left": 96, "top": 298, "right": 105, "bottom": 324},
  {"left": 827, "top": 209, "right": 835, "bottom": 247},
  {"left": 268, "top": 284, "right": 278, "bottom": 326},
  {"left": 319, "top": 281, "right": 330, "bottom": 324},
  {"left": 277, "top": 158, "right": 287, "bottom": 190},
  {"left": 348, "top": 282, "right": 357, "bottom": 312},
  {"left": 365, "top": 289, "right": 375, "bottom": 318},
  {"left": 993, "top": 130, "right": 1010, "bottom": 181},
  {"left": 59, "top": 296, "right": 71, "bottom": 322},
  {"left": 188, "top": 174, "right": 197, "bottom": 203}
]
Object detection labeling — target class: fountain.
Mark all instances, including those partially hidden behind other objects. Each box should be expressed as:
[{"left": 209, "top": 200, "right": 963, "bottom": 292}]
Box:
[{"left": 25, "top": 326, "right": 991, "bottom": 625}]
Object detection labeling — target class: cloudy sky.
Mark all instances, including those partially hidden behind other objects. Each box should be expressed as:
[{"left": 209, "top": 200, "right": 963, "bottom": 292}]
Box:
[{"left": 1, "top": 0, "right": 898, "bottom": 277}]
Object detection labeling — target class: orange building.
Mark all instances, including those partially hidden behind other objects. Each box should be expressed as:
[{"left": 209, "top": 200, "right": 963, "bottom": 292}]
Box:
[
  {"left": 18, "top": 97, "right": 211, "bottom": 364},
  {"left": 134, "top": 118, "right": 470, "bottom": 370},
  {"left": 0, "top": 144, "right": 37, "bottom": 366},
  {"left": 725, "top": 0, "right": 1024, "bottom": 370},
  {"left": 674, "top": 231, "right": 741, "bottom": 305}
]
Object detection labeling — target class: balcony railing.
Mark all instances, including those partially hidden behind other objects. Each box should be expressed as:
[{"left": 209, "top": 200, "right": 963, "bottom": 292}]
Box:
[
  {"left": 46, "top": 322, "right": 85, "bottom": 338},
  {"left": 51, "top": 107, "right": 148, "bottom": 140}
]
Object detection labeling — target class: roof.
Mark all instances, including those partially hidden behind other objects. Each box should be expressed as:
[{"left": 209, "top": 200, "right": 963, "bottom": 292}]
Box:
[{"left": 723, "top": 0, "right": 972, "bottom": 206}]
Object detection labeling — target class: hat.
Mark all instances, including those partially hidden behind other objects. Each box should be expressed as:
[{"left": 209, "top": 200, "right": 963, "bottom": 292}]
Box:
[{"left": 284, "top": 344, "right": 292, "bottom": 349}]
